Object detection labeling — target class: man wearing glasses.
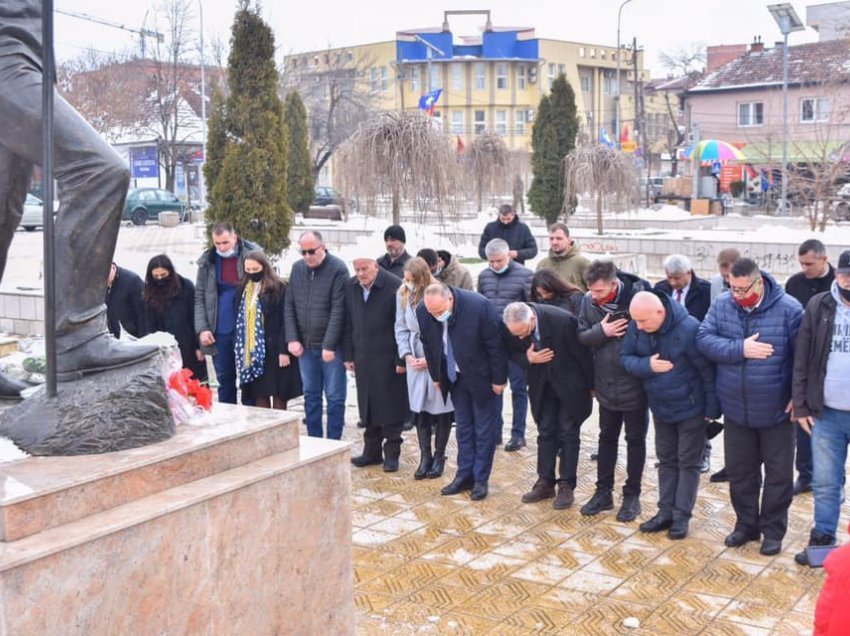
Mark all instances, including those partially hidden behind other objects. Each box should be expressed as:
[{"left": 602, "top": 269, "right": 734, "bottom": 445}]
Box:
[
  {"left": 285, "top": 231, "right": 350, "bottom": 439},
  {"left": 697, "top": 258, "right": 803, "bottom": 557}
]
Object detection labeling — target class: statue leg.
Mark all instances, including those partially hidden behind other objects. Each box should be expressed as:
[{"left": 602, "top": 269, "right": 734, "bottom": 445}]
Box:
[{"left": 0, "top": 59, "right": 157, "bottom": 381}]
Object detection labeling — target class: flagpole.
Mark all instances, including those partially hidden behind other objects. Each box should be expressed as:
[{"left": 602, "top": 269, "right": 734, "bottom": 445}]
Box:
[{"left": 43, "top": 0, "right": 57, "bottom": 398}]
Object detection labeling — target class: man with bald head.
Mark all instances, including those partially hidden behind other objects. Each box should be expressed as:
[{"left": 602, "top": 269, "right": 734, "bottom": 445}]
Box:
[
  {"left": 621, "top": 291, "right": 720, "bottom": 541},
  {"left": 285, "top": 231, "right": 350, "bottom": 439}
]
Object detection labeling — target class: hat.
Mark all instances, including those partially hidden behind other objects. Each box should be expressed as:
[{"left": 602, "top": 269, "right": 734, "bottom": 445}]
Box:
[
  {"left": 384, "top": 225, "right": 406, "bottom": 243},
  {"left": 838, "top": 249, "right": 850, "bottom": 274}
]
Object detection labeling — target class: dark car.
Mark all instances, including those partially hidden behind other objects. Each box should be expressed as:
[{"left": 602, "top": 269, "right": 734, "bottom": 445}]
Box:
[
  {"left": 312, "top": 186, "right": 346, "bottom": 209},
  {"left": 123, "top": 188, "right": 187, "bottom": 225}
]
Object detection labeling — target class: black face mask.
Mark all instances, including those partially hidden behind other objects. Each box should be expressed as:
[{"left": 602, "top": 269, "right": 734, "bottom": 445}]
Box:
[
  {"left": 151, "top": 276, "right": 169, "bottom": 285},
  {"left": 840, "top": 286, "right": 850, "bottom": 302},
  {"left": 248, "top": 271, "right": 264, "bottom": 283}
]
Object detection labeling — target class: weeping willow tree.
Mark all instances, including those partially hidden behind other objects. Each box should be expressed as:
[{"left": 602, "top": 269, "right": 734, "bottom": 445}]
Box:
[
  {"left": 335, "top": 111, "right": 461, "bottom": 224},
  {"left": 564, "top": 144, "right": 637, "bottom": 235},
  {"left": 463, "top": 131, "right": 510, "bottom": 212}
]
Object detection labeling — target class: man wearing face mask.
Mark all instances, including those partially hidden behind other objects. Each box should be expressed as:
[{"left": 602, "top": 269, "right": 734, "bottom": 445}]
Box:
[
  {"left": 697, "top": 258, "right": 803, "bottom": 557},
  {"left": 417, "top": 283, "right": 508, "bottom": 501},
  {"left": 195, "top": 222, "right": 260, "bottom": 404},
  {"left": 792, "top": 249, "right": 850, "bottom": 566},
  {"left": 477, "top": 203, "right": 538, "bottom": 265},
  {"left": 477, "top": 238, "right": 534, "bottom": 451}
]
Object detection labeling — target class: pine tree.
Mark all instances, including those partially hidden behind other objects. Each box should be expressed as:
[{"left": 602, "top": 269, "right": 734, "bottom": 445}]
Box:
[
  {"left": 204, "top": 1, "right": 291, "bottom": 256},
  {"left": 283, "top": 91, "right": 315, "bottom": 214},
  {"left": 203, "top": 84, "right": 227, "bottom": 199},
  {"left": 528, "top": 75, "right": 579, "bottom": 224}
]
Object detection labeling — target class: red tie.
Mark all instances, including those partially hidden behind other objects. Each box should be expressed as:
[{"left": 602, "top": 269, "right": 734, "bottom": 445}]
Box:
[{"left": 676, "top": 289, "right": 683, "bottom": 304}]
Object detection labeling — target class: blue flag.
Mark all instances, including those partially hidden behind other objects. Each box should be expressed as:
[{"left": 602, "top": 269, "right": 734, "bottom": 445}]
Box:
[
  {"left": 599, "top": 127, "right": 614, "bottom": 148},
  {"left": 418, "top": 89, "right": 442, "bottom": 115}
]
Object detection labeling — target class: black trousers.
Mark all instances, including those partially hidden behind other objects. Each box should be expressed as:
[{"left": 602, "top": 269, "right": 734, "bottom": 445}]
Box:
[
  {"left": 724, "top": 419, "right": 795, "bottom": 540},
  {"left": 654, "top": 415, "right": 706, "bottom": 520},
  {"left": 596, "top": 405, "right": 649, "bottom": 496},
  {"left": 536, "top": 383, "right": 583, "bottom": 488}
]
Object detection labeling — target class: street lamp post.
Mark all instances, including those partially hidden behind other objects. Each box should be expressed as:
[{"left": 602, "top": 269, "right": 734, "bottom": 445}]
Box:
[
  {"left": 198, "top": 0, "right": 207, "bottom": 208},
  {"left": 615, "top": 0, "right": 634, "bottom": 150},
  {"left": 768, "top": 4, "right": 804, "bottom": 215}
]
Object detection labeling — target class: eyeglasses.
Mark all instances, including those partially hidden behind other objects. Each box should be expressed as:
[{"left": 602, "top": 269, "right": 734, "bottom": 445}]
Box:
[
  {"left": 300, "top": 248, "right": 320, "bottom": 256},
  {"left": 730, "top": 277, "right": 760, "bottom": 295}
]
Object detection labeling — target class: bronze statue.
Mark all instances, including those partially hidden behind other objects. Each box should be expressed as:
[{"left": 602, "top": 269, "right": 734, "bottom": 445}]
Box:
[{"left": 0, "top": 1, "right": 158, "bottom": 401}]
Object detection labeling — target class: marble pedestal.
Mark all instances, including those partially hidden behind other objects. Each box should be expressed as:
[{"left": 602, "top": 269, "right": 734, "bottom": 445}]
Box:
[{"left": 0, "top": 405, "right": 353, "bottom": 635}]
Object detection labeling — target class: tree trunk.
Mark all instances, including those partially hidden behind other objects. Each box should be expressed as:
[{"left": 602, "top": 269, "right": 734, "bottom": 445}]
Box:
[
  {"left": 392, "top": 186, "right": 401, "bottom": 225},
  {"left": 818, "top": 202, "right": 829, "bottom": 233},
  {"left": 596, "top": 189, "right": 604, "bottom": 235},
  {"left": 477, "top": 174, "right": 483, "bottom": 212}
]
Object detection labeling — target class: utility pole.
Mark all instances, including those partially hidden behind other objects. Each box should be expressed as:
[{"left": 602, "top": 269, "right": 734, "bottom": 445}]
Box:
[
  {"left": 633, "top": 39, "right": 650, "bottom": 206},
  {"left": 198, "top": 0, "right": 206, "bottom": 208},
  {"left": 632, "top": 37, "right": 638, "bottom": 147}
]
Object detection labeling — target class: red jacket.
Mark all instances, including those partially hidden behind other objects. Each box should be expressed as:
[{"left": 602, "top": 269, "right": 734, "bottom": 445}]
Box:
[{"left": 815, "top": 541, "right": 850, "bottom": 635}]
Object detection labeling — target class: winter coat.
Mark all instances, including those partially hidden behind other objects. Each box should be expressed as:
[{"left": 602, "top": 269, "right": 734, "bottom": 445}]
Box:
[
  {"left": 577, "top": 271, "right": 650, "bottom": 411},
  {"left": 792, "top": 287, "right": 841, "bottom": 418},
  {"left": 620, "top": 292, "right": 721, "bottom": 423},
  {"left": 710, "top": 274, "right": 728, "bottom": 305},
  {"left": 786, "top": 264, "right": 835, "bottom": 309},
  {"left": 696, "top": 272, "right": 803, "bottom": 428},
  {"left": 377, "top": 251, "right": 412, "bottom": 279},
  {"left": 107, "top": 266, "right": 147, "bottom": 339},
  {"left": 343, "top": 269, "right": 409, "bottom": 426},
  {"left": 194, "top": 237, "right": 260, "bottom": 353},
  {"left": 537, "top": 292, "right": 584, "bottom": 315},
  {"left": 814, "top": 539, "right": 850, "bottom": 636},
  {"left": 477, "top": 216, "right": 538, "bottom": 264},
  {"left": 503, "top": 303, "right": 594, "bottom": 424},
  {"left": 395, "top": 293, "right": 453, "bottom": 415},
  {"left": 284, "top": 252, "right": 349, "bottom": 351},
  {"left": 417, "top": 287, "right": 508, "bottom": 403},
  {"left": 145, "top": 275, "right": 206, "bottom": 381},
  {"left": 536, "top": 244, "right": 591, "bottom": 291},
  {"left": 436, "top": 251, "right": 473, "bottom": 290},
  {"left": 476, "top": 261, "right": 534, "bottom": 318},
  {"left": 653, "top": 273, "right": 712, "bottom": 322}
]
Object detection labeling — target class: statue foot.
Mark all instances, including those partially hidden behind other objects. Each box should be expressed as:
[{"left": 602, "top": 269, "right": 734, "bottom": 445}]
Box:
[
  {"left": 57, "top": 333, "right": 160, "bottom": 382},
  {"left": 0, "top": 372, "right": 27, "bottom": 401}
]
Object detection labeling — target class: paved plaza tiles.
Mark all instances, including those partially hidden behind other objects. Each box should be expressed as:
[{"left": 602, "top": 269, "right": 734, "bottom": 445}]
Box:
[{"left": 337, "top": 402, "right": 829, "bottom": 635}]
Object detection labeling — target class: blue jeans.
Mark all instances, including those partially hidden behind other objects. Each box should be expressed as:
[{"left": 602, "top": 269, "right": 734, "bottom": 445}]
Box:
[
  {"left": 497, "top": 360, "right": 528, "bottom": 439},
  {"left": 299, "top": 348, "right": 347, "bottom": 439},
  {"left": 812, "top": 407, "right": 850, "bottom": 537},
  {"left": 213, "top": 332, "right": 237, "bottom": 404}
]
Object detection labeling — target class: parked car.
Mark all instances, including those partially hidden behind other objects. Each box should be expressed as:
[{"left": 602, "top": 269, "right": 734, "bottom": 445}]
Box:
[
  {"left": 312, "top": 186, "right": 347, "bottom": 210},
  {"left": 20, "top": 194, "right": 57, "bottom": 231},
  {"left": 122, "top": 188, "right": 186, "bottom": 226},
  {"left": 833, "top": 183, "right": 850, "bottom": 221},
  {"left": 639, "top": 176, "right": 665, "bottom": 202}
]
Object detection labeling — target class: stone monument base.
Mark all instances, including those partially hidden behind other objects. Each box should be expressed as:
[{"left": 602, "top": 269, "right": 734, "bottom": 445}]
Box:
[{"left": 0, "top": 404, "right": 353, "bottom": 635}]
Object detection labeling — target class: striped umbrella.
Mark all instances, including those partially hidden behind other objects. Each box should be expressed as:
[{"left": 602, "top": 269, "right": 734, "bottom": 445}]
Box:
[{"left": 683, "top": 139, "right": 747, "bottom": 162}]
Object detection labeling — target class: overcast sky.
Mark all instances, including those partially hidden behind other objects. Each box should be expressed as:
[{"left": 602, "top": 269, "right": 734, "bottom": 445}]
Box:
[{"left": 55, "top": 0, "right": 822, "bottom": 76}]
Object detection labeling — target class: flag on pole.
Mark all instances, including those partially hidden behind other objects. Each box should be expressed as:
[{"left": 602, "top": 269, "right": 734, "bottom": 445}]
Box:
[
  {"left": 456, "top": 135, "right": 465, "bottom": 154},
  {"left": 599, "top": 127, "right": 614, "bottom": 148},
  {"left": 418, "top": 88, "right": 442, "bottom": 116},
  {"left": 620, "top": 124, "right": 630, "bottom": 143}
]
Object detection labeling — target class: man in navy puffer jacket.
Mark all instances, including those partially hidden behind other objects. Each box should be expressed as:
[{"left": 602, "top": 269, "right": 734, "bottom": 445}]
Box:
[
  {"left": 696, "top": 258, "right": 803, "bottom": 557},
  {"left": 621, "top": 291, "right": 720, "bottom": 541}
]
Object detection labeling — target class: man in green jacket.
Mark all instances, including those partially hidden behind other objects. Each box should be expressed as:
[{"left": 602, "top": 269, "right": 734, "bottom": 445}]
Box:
[{"left": 536, "top": 223, "right": 590, "bottom": 292}]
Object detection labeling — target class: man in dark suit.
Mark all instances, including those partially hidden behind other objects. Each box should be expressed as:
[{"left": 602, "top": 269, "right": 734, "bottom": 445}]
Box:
[
  {"left": 503, "top": 302, "right": 594, "bottom": 509},
  {"left": 106, "top": 263, "right": 147, "bottom": 339},
  {"left": 344, "top": 258, "right": 408, "bottom": 472},
  {"left": 417, "top": 283, "right": 508, "bottom": 501}
]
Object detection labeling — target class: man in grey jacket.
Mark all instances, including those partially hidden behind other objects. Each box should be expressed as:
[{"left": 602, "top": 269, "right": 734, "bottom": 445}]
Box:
[
  {"left": 477, "top": 238, "right": 534, "bottom": 451},
  {"left": 285, "top": 231, "right": 350, "bottom": 439},
  {"left": 194, "top": 222, "right": 260, "bottom": 404}
]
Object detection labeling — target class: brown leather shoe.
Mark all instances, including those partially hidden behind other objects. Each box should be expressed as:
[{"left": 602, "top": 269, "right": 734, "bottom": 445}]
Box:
[
  {"left": 521, "top": 478, "right": 555, "bottom": 503},
  {"left": 553, "top": 484, "right": 574, "bottom": 510}
]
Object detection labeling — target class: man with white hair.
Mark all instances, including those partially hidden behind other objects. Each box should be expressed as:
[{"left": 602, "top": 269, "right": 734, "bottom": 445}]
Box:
[{"left": 502, "top": 302, "right": 594, "bottom": 509}]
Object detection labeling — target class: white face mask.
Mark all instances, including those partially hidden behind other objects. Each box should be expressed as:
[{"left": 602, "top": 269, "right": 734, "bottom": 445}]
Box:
[
  {"left": 404, "top": 282, "right": 415, "bottom": 292},
  {"left": 216, "top": 248, "right": 236, "bottom": 258}
]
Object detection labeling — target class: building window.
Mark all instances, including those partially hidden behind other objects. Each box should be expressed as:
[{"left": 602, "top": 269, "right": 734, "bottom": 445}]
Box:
[
  {"left": 452, "top": 63, "right": 464, "bottom": 91},
  {"left": 496, "top": 110, "right": 507, "bottom": 134},
  {"left": 451, "top": 110, "right": 464, "bottom": 134},
  {"left": 579, "top": 47, "right": 585, "bottom": 58},
  {"left": 347, "top": 51, "right": 354, "bottom": 62},
  {"left": 370, "top": 67, "right": 378, "bottom": 92},
  {"left": 590, "top": 48, "right": 596, "bottom": 58},
  {"left": 801, "top": 97, "right": 829, "bottom": 122},
  {"left": 410, "top": 66, "right": 420, "bottom": 92},
  {"left": 517, "top": 64, "right": 526, "bottom": 90},
  {"left": 558, "top": 64, "right": 565, "bottom": 79},
  {"left": 516, "top": 109, "right": 527, "bottom": 135},
  {"left": 548, "top": 63, "right": 556, "bottom": 89},
  {"left": 381, "top": 66, "right": 388, "bottom": 90},
  {"left": 738, "top": 101, "right": 764, "bottom": 127},
  {"left": 496, "top": 63, "right": 508, "bottom": 90},
  {"left": 474, "top": 63, "right": 486, "bottom": 90},
  {"left": 580, "top": 75, "right": 591, "bottom": 92},
  {"left": 429, "top": 64, "right": 440, "bottom": 91},
  {"left": 603, "top": 71, "right": 613, "bottom": 95},
  {"left": 474, "top": 110, "right": 486, "bottom": 134}
]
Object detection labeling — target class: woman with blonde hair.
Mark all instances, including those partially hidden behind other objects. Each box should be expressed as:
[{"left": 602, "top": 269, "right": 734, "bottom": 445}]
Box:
[{"left": 395, "top": 257, "right": 455, "bottom": 479}]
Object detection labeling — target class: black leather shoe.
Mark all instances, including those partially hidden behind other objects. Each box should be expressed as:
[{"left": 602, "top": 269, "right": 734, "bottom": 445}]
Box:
[
  {"left": 795, "top": 530, "right": 836, "bottom": 566},
  {"left": 793, "top": 478, "right": 813, "bottom": 496},
  {"left": 521, "top": 478, "right": 555, "bottom": 503},
  {"left": 470, "top": 481, "right": 488, "bottom": 501},
  {"left": 351, "top": 453, "right": 383, "bottom": 468},
  {"left": 668, "top": 518, "right": 689, "bottom": 540},
  {"left": 709, "top": 467, "right": 729, "bottom": 483},
  {"left": 56, "top": 333, "right": 159, "bottom": 381},
  {"left": 580, "top": 488, "right": 614, "bottom": 516},
  {"left": 504, "top": 436, "right": 526, "bottom": 452},
  {"left": 639, "top": 514, "right": 673, "bottom": 533},
  {"left": 441, "top": 475, "right": 474, "bottom": 496},
  {"left": 724, "top": 529, "right": 760, "bottom": 548},
  {"left": 760, "top": 538, "right": 782, "bottom": 556},
  {"left": 616, "top": 494, "right": 642, "bottom": 522},
  {"left": 0, "top": 372, "right": 27, "bottom": 401}
]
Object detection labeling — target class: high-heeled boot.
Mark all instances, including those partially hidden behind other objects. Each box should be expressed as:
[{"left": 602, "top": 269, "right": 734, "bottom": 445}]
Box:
[
  {"left": 427, "top": 413, "right": 453, "bottom": 479},
  {"left": 413, "top": 413, "right": 433, "bottom": 480}
]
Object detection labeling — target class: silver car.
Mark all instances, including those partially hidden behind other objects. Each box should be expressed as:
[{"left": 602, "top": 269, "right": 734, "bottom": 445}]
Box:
[{"left": 20, "top": 194, "right": 57, "bottom": 231}]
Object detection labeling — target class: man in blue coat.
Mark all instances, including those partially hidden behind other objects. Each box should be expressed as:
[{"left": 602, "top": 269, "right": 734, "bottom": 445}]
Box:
[
  {"left": 697, "top": 258, "right": 803, "bottom": 556},
  {"left": 417, "top": 284, "right": 508, "bottom": 501},
  {"left": 621, "top": 291, "right": 720, "bottom": 540}
]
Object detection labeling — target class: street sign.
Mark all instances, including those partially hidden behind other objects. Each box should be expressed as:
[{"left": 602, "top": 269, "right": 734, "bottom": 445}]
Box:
[{"left": 130, "top": 146, "right": 159, "bottom": 179}]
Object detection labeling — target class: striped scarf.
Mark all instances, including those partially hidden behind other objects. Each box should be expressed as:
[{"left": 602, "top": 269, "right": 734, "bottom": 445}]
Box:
[{"left": 235, "top": 280, "right": 266, "bottom": 385}]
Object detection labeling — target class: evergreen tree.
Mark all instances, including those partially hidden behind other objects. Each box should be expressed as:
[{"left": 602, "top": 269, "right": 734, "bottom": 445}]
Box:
[
  {"left": 205, "top": 1, "right": 290, "bottom": 256},
  {"left": 283, "top": 91, "right": 315, "bottom": 214},
  {"left": 203, "top": 84, "right": 227, "bottom": 198},
  {"left": 528, "top": 75, "right": 579, "bottom": 224}
]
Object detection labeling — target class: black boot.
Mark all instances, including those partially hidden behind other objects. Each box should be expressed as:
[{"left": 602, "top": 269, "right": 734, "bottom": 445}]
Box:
[
  {"left": 414, "top": 414, "right": 433, "bottom": 480},
  {"left": 427, "top": 413, "right": 453, "bottom": 479},
  {"left": 351, "top": 432, "right": 383, "bottom": 467},
  {"left": 383, "top": 438, "right": 401, "bottom": 473},
  {"left": 795, "top": 529, "right": 836, "bottom": 566}
]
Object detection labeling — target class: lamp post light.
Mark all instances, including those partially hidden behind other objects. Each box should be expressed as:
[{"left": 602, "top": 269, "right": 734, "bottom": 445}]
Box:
[
  {"left": 198, "top": 0, "right": 207, "bottom": 208},
  {"left": 615, "top": 0, "right": 634, "bottom": 150},
  {"left": 768, "top": 3, "right": 804, "bottom": 215}
]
